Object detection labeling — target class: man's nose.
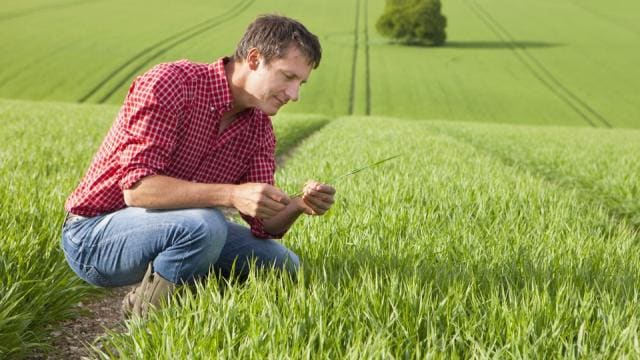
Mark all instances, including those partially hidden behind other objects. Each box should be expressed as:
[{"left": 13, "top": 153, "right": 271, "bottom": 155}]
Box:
[{"left": 285, "top": 83, "right": 300, "bottom": 102}]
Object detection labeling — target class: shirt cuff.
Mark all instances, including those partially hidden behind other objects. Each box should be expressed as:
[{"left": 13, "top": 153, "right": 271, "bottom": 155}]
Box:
[
  {"left": 240, "top": 213, "right": 287, "bottom": 239},
  {"left": 119, "top": 166, "right": 159, "bottom": 190}
]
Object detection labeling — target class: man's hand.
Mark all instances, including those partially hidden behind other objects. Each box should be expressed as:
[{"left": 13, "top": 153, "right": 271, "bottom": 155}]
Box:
[
  {"left": 299, "top": 181, "right": 336, "bottom": 216},
  {"left": 231, "top": 183, "right": 291, "bottom": 219}
]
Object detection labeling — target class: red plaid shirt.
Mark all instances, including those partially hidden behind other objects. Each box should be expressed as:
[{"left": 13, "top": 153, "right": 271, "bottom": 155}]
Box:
[{"left": 65, "top": 58, "right": 282, "bottom": 238}]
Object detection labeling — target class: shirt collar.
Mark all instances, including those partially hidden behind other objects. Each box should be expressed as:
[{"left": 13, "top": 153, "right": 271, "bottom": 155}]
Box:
[{"left": 208, "top": 57, "right": 235, "bottom": 114}]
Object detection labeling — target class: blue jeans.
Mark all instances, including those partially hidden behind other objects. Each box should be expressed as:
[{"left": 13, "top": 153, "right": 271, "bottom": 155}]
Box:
[{"left": 61, "top": 207, "right": 300, "bottom": 287}]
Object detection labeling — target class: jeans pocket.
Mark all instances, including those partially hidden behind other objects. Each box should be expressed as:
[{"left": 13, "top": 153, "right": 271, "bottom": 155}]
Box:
[
  {"left": 62, "top": 221, "right": 86, "bottom": 247},
  {"left": 79, "top": 263, "right": 112, "bottom": 287}
]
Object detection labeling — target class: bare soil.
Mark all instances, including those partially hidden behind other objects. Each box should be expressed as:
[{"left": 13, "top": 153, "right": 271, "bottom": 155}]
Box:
[{"left": 29, "top": 287, "right": 130, "bottom": 359}]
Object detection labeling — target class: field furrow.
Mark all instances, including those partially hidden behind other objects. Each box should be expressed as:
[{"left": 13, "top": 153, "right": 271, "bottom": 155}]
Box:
[
  {"left": 348, "top": 0, "right": 361, "bottom": 115},
  {"left": 467, "top": 0, "right": 640, "bottom": 127},
  {"left": 2, "top": 0, "right": 637, "bottom": 125},
  {"left": 363, "top": 0, "right": 372, "bottom": 115},
  {"left": 432, "top": 120, "right": 640, "bottom": 229},
  {"left": 80, "top": 0, "right": 256, "bottom": 104},
  {"left": 568, "top": 0, "right": 640, "bottom": 37},
  {"left": 464, "top": 0, "right": 612, "bottom": 128}
]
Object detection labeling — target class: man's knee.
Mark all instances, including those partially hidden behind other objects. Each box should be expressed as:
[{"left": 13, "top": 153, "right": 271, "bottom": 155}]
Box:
[
  {"left": 279, "top": 249, "right": 300, "bottom": 276},
  {"left": 257, "top": 243, "right": 300, "bottom": 277},
  {"left": 180, "top": 208, "right": 226, "bottom": 239},
  {"left": 174, "top": 208, "right": 227, "bottom": 260},
  {"left": 154, "top": 208, "right": 229, "bottom": 283},
  {"left": 229, "top": 247, "right": 299, "bottom": 281}
]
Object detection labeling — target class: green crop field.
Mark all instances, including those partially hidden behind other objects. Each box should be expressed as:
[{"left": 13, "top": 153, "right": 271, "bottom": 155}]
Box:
[
  {"left": 92, "top": 118, "right": 640, "bottom": 357},
  {"left": 1, "top": 0, "right": 639, "bottom": 357},
  {"left": 1, "top": 0, "right": 639, "bottom": 124}
]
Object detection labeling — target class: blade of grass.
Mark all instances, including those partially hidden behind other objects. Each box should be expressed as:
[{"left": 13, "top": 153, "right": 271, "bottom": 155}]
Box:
[{"left": 290, "top": 154, "right": 402, "bottom": 197}]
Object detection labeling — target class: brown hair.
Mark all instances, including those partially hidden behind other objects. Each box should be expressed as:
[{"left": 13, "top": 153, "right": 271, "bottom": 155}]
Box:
[{"left": 233, "top": 14, "right": 322, "bottom": 69}]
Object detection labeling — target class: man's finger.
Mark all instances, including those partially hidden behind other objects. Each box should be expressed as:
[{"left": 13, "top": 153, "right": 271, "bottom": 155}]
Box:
[
  {"left": 310, "top": 184, "right": 336, "bottom": 195},
  {"left": 303, "top": 195, "right": 331, "bottom": 212},
  {"left": 260, "top": 196, "right": 287, "bottom": 212},
  {"left": 256, "top": 205, "right": 280, "bottom": 219},
  {"left": 306, "top": 191, "right": 335, "bottom": 204},
  {"left": 266, "top": 186, "right": 291, "bottom": 205}
]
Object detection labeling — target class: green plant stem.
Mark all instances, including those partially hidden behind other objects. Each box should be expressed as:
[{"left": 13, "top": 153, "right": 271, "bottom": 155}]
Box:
[{"left": 289, "top": 154, "right": 401, "bottom": 197}]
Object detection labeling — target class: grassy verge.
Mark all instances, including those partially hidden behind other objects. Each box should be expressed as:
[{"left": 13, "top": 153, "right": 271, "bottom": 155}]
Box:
[{"left": 95, "top": 117, "right": 640, "bottom": 358}]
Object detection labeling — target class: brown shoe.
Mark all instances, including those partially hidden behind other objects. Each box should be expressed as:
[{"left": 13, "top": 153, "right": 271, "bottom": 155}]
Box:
[
  {"left": 122, "top": 262, "right": 176, "bottom": 319},
  {"left": 121, "top": 285, "right": 137, "bottom": 318}
]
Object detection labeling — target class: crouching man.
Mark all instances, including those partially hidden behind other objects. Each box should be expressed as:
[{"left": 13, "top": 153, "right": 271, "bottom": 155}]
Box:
[{"left": 61, "top": 15, "right": 335, "bottom": 319}]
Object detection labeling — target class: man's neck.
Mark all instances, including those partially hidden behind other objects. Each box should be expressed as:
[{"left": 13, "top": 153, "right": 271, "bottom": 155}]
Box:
[{"left": 224, "top": 59, "right": 252, "bottom": 116}]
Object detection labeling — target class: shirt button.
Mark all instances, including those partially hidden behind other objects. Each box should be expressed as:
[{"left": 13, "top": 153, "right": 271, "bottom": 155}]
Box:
[{"left": 210, "top": 106, "right": 216, "bottom": 112}]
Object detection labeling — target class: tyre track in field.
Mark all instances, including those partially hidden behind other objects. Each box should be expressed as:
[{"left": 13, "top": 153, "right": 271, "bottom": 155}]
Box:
[
  {"left": 348, "top": 0, "right": 361, "bottom": 115},
  {"left": 364, "top": 0, "right": 371, "bottom": 115},
  {"left": 435, "top": 125, "right": 640, "bottom": 234},
  {"left": 347, "top": 0, "right": 372, "bottom": 116},
  {"left": 79, "top": 0, "right": 255, "bottom": 104},
  {"left": 568, "top": 0, "right": 640, "bottom": 37},
  {"left": 0, "top": 0, "right": 99, "bottom": 22},
  {"left": 464, "top": 0, "right": 612, "bottom": 128}
]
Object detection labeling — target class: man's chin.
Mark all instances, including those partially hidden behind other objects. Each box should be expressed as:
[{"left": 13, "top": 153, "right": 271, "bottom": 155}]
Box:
[{"left": 258, "top": 104, "right": 281, "bottom": 116}]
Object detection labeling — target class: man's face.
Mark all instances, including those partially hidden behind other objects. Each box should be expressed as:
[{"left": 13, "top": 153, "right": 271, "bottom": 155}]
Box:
[{"left": 245, "top": 46, "right": 313, "bottom": 116}]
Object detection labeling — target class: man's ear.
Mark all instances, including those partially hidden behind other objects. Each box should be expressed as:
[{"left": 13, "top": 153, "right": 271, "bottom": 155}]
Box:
[{"left": 247, "top": 48, "right": 261, "bottom": 70}]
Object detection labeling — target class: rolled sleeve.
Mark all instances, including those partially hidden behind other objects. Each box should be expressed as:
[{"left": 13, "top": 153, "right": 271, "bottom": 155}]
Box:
[
  {"left": 119, "top": 166, "right": 159, "bottom": 190},
  {"left": 116, "top": 63, "right": 186, "bottom": 190},
  {"left": 240, "top": 215, "right": 287, "bottom": 239}
]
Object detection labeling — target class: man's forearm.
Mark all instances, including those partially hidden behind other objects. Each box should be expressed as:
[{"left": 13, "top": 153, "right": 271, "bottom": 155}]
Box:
[
  {"left": 262, "top": 198, "right": 306, "bottom": 235},
  {"left": 123, "top": 175, "right": 234, "bottom": 209},
  {"left": 125, "top": 174, "right": 307, "bottom": 235}
]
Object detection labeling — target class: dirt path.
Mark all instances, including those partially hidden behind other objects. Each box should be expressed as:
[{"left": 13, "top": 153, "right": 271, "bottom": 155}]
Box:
[{"left": 29, "top": 287, "right": 130, "bottom": 359}]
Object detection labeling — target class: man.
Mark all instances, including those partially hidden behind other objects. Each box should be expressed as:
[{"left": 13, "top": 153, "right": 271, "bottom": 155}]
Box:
[{"left": 61, "top": 14, "right": 335, "bottom": 318}]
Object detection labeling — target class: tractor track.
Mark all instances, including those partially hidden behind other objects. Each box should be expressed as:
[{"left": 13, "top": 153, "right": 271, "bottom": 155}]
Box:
[
  {"left": 568, "top": 0, "right": 640, "bottom": 37},
  {"left": 347, "top": 0, "right": 371, "bottom": 116},
  {"left": 0, "top": 0, "right": 99, "bottom": 22},
  {"left": 347, "top": 0, "right": 360, "bottom": 115},
  {"left": 465, "top": 0, "right": 612, "bottom": 128},
  {"left": 79, "top": 0, "right": 255, "bottom": 104},
  {"left": 364, "top": 0, "right": 371, "bottom": 116},
  {"left": 436, "top": 125, "right": 640, "bottom": 236}
]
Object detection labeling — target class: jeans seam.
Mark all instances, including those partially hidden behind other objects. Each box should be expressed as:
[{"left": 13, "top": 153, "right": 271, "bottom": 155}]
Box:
[
  {"left": 150, "top": 221, "right": 203, "bottom": 284},
  {"left": 169, "top": 222, "right": 191, "bottom": 284}
]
